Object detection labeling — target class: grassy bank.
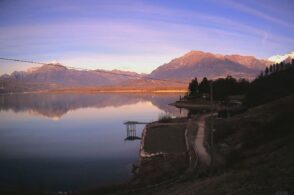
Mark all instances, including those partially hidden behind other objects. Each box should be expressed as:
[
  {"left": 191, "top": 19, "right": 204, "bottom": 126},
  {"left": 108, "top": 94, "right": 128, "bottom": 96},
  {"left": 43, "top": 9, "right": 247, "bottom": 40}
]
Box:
[
  {"left": 136, "top": 118, "right": 188, "bottom": 185},
  {"left": 150, "top": 94, "right": 294, "bottom": 195}
]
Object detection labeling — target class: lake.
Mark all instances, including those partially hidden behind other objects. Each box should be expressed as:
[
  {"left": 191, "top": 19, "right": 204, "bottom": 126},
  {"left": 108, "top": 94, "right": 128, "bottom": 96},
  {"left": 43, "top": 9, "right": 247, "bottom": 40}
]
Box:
[{"left": 0, "top": 93, "right": 186, "bottom": 193}]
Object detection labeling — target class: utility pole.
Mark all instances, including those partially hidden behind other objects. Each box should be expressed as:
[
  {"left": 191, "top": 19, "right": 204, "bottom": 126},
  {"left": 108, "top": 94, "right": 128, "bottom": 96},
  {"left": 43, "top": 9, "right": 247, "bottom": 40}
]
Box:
[
  {"left": 210, "top": 82, "right": 216, "bottom": 167},
  {"left": 210, "top": 82, "right": 214, "bottom": 148}
]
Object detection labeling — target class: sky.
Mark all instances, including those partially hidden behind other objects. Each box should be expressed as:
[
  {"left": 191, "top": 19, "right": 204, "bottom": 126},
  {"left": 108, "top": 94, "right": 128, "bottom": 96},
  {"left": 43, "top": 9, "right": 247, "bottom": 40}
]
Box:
[{"left": 0, "top": 0, "right": 293, "bottom": 74}]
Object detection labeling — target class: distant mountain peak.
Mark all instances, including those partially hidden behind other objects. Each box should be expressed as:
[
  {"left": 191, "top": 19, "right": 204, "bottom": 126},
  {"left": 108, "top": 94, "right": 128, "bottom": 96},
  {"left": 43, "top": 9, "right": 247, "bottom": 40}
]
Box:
[
  {"left": 268, "top": 51, "right": 294, "bottom": 63},
  {"left": 42, "top": 63, "right": 67, "bottom": 69},
  {"left": 33, "top": 63, "right": 68, "bottom": 73},
  {"left": 184, "top": 50, "right": 207, "bottom": 56},
  {"left": 150, "top": 50, "right": 271, "bottom": 81},
  {"left": 182, "top": 50, "right": 215, "bottom": 58}
]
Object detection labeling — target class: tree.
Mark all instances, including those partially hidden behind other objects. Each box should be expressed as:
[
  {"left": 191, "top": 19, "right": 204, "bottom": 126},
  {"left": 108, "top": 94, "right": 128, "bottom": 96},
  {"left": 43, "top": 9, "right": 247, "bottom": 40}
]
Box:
[
  {"left": 245, "top": 61, "right": 294, "bottom": 107},
  {"left": 273, "top": 64, "right": 277, "bottom": 72},
  {"left": 258, "top": 72, "right": 264, "bottom": 79},
  {"left": 211, "top": 75, "right": 240, "bottom": 100},
  {"left": 269, "top": 65, "right": 273, "bottom": 74},
  {"left": 280, "top": 62, "right": 284, "bottom": 70},
  {"left": 265, "top": 67, "right": 269, "bottom": 75},
  {"left": 276, "top": 63, "right": 281, "bottom": 72},
  {"left": 199, "top": 77, "right": 210, "bottom": 94},
  {"left": 188, "top": 77, "right": 199, "bottom": 96}
]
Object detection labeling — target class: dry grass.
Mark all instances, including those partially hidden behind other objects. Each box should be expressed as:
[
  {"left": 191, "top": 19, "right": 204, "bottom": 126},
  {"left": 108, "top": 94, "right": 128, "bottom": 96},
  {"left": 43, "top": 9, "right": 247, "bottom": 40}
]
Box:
[
  {"left": 144, "top": 122, "right": 186, "bottom": 154},
  {"left": 157, "top": 112, "right": 173, "bottom": 123},
  {"left": 151, "top": 94, "right": 294, "bottom": 195}
]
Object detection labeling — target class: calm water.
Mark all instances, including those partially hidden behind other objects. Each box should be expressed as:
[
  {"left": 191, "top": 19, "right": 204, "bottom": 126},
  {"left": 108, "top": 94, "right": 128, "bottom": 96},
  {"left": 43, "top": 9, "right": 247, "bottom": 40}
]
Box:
[{"left": 0, "top": 93, "right": 185, "bottom": 193}]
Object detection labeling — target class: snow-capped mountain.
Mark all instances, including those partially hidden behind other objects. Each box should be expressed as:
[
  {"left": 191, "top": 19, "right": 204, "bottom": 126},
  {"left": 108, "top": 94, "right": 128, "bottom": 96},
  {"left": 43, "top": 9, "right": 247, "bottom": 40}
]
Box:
[{"left": 268, "top": 51, "right": 294, "bottom": 63}]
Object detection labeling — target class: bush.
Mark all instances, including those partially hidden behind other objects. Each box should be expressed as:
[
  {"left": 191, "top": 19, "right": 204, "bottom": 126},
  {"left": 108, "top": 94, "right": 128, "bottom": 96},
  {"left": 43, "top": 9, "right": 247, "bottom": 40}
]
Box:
[{"left": 158, "top": 112, "right": 172, "bottom": 122}]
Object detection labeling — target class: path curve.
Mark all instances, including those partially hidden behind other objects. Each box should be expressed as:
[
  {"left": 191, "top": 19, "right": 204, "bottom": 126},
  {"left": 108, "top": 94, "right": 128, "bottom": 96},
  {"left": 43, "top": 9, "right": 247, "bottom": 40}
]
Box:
[{"left": 194, "top": 114, "right": 211, "bottom": 167}]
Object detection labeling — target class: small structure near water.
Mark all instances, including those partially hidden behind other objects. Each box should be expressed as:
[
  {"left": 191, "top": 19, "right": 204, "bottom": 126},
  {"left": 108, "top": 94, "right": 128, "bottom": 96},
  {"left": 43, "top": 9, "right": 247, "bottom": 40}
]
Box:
[{"left": 124, "top": 121, "right": 149, "bottom": 141}]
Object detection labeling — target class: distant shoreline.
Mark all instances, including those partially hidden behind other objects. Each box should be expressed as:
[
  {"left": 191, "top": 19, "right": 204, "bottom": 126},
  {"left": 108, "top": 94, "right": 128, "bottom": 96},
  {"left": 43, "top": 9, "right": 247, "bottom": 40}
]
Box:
[{"left": 0, "top": 87, "right": 187, "bottom": 95}]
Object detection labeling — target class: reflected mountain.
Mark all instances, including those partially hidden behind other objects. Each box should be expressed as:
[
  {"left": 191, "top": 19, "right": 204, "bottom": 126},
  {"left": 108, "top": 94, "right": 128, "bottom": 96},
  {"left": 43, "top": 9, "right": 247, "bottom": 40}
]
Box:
[{"left": 0, "top": 93, "right": 187, "bottom": 119}]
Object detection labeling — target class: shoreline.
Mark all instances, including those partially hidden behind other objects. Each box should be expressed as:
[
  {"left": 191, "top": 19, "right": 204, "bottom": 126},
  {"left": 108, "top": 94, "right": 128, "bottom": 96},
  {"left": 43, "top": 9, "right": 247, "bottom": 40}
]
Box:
[
  {"left": 134, "top": 106, "right": 214, "bottom": 185},
  {"left": 170, "top": 98, "right": 223, "bottom": 113},
  {"left": 0, "top": 87, "right": 187, "bottom": 95},
  {"left": 170, "top": 102, "right": 212, "bottom": 109},
  {"left": 134, "top": 119, "right": 188, "bottom": 185},
  {"left": 132, "top": 97, "right": 218, "bottom": 186},
  {"left": 0, "top": 90, "right": 187, "bottom": 95}
]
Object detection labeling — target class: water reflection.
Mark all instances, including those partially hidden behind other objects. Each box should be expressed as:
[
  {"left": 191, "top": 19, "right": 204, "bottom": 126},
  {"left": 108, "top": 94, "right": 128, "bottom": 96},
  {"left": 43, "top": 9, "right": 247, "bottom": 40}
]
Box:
[
  {"left": 0, "top": 93, "right": 186, "bottom": 119},
  {"left": 0, "top": 93, "right": 186, "bottom": 193}
]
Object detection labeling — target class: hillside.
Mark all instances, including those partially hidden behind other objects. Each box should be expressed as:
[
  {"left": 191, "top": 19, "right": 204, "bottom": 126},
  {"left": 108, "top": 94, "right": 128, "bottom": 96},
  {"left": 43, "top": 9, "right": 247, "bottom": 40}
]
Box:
[
  {"left": 245, "top": 59, "right": 294, "bottom": 107},
  {"left": 148, "top": 93, "right": 294, "bottom": 195},
  {"left": 147, "top": 61, "right": 294, "bottom": 194}
]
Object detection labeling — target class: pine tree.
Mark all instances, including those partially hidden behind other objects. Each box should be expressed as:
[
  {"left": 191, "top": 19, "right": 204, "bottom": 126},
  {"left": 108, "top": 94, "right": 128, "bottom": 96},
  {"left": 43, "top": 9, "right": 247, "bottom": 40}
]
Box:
[
  {"left": 199, "top": 77, "right": 210, "bottom": 94},
  {"left": 280, "top": 62, "right": 284, "bottom": 70},
  {"left": 188, "top": 77, "right": 199, "bottom": 96},
  {"left": 269, "top": 65, "right": 273, "bottom": 74},
  {"left": 265, "top": 67, "right": 269, "bottom": 75},
  {"left": 273, "top": 64, "right": 277, "bottom": 72},
  {"left": 258, "top": 72, "right": 264, "bottom": 78}
]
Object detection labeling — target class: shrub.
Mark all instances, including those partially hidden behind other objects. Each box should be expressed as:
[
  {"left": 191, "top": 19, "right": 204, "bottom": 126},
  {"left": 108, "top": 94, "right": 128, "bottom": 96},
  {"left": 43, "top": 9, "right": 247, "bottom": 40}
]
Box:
[{"left": 158, "top": 112, "right": 172, "bottom": 122}]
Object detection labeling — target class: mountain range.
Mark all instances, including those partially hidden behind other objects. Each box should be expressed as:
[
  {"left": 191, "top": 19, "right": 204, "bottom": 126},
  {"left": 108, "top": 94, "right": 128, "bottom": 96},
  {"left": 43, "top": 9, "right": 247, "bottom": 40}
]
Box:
[
  {"left": 0, "top": 64, "right": 143, "bottom": 87},
  {"left": 0, "top": 50, "right": 292, "bottom": 93},
  {"left": 149, "top": 51, "right": 271, "bottom": 81}
]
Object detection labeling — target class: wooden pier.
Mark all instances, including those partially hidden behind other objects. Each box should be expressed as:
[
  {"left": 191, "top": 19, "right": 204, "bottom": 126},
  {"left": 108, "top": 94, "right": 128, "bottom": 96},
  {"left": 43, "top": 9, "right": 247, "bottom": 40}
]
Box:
[
  {"left": 124, "top": 121, "right": 149, "bottom": 125},
  {"left": 124, "top": 121, "right": 149, "bottom": 141}
]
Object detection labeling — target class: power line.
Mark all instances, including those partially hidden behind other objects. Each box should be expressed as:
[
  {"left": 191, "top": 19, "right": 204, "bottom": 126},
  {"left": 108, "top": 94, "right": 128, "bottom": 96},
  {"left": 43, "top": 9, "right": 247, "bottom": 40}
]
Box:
[
  {"left": 0, "top": 57, "right": 187, "bottom": 84},
  {"left": 0, "top": 57, "right": 45, "bottom": 65}
]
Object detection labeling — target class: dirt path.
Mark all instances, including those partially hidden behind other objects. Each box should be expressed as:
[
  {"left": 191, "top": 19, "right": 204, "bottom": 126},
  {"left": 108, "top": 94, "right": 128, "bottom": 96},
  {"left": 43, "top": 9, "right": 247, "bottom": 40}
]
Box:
[
  {"left": 185, "top": 114, "right": 211, "bottom": 170},
  {"left": 185, "top": 118, "right": 198, "bottom": 170},
  {"left": 194, "top": 114, "right": 211, "bottom": 166}
]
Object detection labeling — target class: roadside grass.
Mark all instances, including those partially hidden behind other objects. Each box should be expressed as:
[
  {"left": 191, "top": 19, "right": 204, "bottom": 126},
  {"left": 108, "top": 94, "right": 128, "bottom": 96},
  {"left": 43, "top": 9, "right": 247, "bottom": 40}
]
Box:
[
  {"left": 158, "top": 112, "right": 173, "bottom": 123},
  {"left": 152, "top": 94, "right": 294, "bottom": 195}
]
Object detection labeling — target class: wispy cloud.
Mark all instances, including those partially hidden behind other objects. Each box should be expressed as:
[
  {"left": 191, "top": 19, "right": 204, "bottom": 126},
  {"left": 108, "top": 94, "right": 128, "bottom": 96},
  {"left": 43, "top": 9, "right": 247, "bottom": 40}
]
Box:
[
  {"left": 0, "top": 0, "right": 293, "bottom": 74},
  {"left": 220, "top": 0, "right": 294, "bottom": 28}
]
